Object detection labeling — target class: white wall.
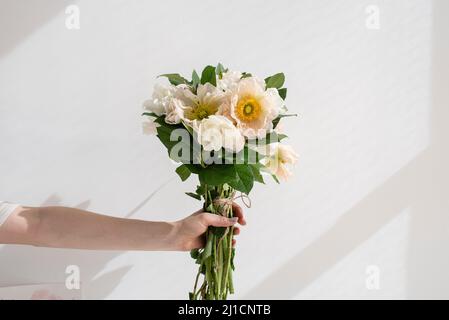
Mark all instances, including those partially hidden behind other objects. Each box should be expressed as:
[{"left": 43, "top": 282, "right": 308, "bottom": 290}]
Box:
[{"left": 1, "top": 0, "right": 448, "bottom": 299}]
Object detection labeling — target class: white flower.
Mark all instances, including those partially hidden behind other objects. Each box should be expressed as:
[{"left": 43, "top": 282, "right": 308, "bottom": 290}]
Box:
[
  {"left": 164, "top": 98, "right": 185, "bottom": 124},
  {"left": 142, "top": 117, "right": 159, "bottom": 135},
  {"left": 217, "top": 70, "right": 242, "bottom": 92},
  {"left": 226, "top": 77, "right": 283, "bottom": 139},
  {"left": 143, "top": 83, "right": 176, "bottom": 116},
  {"left": 177, "top": 83, "right": 225, "bottom": 123},
  {"left": 192, "top": 115, "right": 245, "bottom": 152},
  {"left": 259, "top": 143, "right": 298, "bottom": 181}
]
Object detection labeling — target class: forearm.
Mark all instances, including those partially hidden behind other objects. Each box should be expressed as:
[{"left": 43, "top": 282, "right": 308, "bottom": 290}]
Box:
[{"left": 0, "top": 206, "right": 181, "bottom": 251}]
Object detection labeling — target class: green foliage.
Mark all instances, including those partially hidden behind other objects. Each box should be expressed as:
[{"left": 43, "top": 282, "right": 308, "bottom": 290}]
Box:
[
  {"left": 202, "top": 232, "right": 214, "bottom": 262},
  {"left": 249, "top": 164, "right": 265, "bottom": 184},
  {"left": 201, "top": 65, "right": 217, "bottom": 86},
  {"left": 229, "top": 165, "right": 254, "bottom": 194},
  {"left": 216, "top": 63, "right": 226, "bottom": 79},
  {"left": 278, "top": 88, "right": 287, "bottom": 100},
  {"left": 211, "top": 226, "right": 227, "bottom": 238},
  {"left": 199, "top": 165, "right": 237, "bottom": 186},
  {"left": 190, "top": 249, "right": 200, "bottom": 259},
  {"left": 176, "top": 164, "right": 191, "bottom": 181},
  {"left": 159, "top": 73, "right": 189, "bottom": 86},
  {"left": 265, "top": 73, "right": 285, "bottom": 89},
  {"left": 272, "top": 113, "right": 298, "bottom": 129},
  {"left": 186, "top": 192, "right": 201, "bottom": 201},
  {"left": 192, "top": 70, "right": 200, "bottom": 91},
  {"left": 142, "top": 112, "right": 157, "bottom": 117}
]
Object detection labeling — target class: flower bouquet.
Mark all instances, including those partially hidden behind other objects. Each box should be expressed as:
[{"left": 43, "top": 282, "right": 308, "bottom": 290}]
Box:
[{"left": 142, "top": 64, "right": 297, "bottom": 300}]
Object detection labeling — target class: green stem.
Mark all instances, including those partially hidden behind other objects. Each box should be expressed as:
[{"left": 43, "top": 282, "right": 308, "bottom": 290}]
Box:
[{"left": 191, "top": 266, "right": 201, "bottom": 300}]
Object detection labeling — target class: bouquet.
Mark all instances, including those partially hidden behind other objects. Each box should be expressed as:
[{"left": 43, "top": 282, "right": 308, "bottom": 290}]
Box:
[{"left": 142, "top": 63, "right": 298, "bottom": 300}]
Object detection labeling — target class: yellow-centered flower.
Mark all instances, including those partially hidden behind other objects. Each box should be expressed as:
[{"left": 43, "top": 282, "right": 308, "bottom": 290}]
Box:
[
  {"left": 236, "top": 97, "right": 262, "bottom": 122},
  {"left": 183, "top": 102, "right": 219, "bottom": 121},
  {"left": 177, "top": 83, "right": 225, "bottom": 123},
  {"left": 227, "top": 77, "right": 283, "bottom": 139}
]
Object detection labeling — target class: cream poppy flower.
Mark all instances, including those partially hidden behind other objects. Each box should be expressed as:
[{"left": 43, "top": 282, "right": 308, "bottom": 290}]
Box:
[
  {"left": 177, "top": 83, "right": 225, "bottom": 123},
  {"left": 228, "top": 77, "right": 283, "bottom": 139},
  {"left": 192, "top": 115, "right": 245, "bottom": 152},
  {"left": 260, "top": 143, "right": 298, "bottom": 180}
]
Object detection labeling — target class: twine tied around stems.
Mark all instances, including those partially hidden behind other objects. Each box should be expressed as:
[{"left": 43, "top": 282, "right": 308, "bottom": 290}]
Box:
[{"left": 212, "top": 193, "right": 252, "bottom": 214}]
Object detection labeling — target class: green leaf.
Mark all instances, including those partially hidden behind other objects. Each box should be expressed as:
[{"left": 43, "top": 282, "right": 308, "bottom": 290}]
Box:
[
  {"left": 192, "top": 70, "right": 200, "bottom": 89},
  {"left": 211, "top": 226, "right": 227, "bottom": 238},
  {"left": 190, "top": 249, "right": 200, "bottom": 259},
  {"left": 278, "top": 88, "right": 287, "bottom": 100},
  {"left": 201, "top": 65, "right": 217, "bottom": 86},
  {"left": 216, "top": 63, "right": 226, "bottom": 79},
  {"left": 241, "top": 72, "right": 252, "bottom": 79},
  {"left": 176, "top": 164, "right": 191, "bottom": 182},
  {"left": 249, "top": 164, "right": 265, "bottom": 184},
  {"left": 186, "top": 192, "right": 201, "bottom": 201},
  {"left": 265, "top": 73, "right": 285, "bottom": 89},
  {"left": 273, "top": 113, "right": 298, "bottom": 129},
  {"left": 199, "top": 165, "right": 236, "bottom": 186},
  {"left": 142, "top": 112, "right": 157, "bottom": 117},
  {"left": 248, "top": 131, "right": 284, "bottom": 145},
  {"left": 185, "top": 164, "right": 202, "bottom": 174},
  {"left": 229, "top": 165, "right": 254, "bottom": 194},
  {"left": 196, "top": 184, "right": 206, "bottom": 196},
  {"left": 278, "top": 134, "right": 288, "bottom": 140},
  {"left": 271, "top": 174, "right": 280, "bottom": 184},
  {"left": 159, "top": 73, "right": 189, "bottom": 86},
  {"left": 154, "top": 116, "right": 193, "bottom": 163}
]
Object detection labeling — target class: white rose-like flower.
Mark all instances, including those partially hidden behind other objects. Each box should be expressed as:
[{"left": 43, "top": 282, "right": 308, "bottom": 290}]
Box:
[
  {"left": 142, "top": 117, "right": 159, "bottom": 135},
  {"left": 164, "top": 98, "right": 185, "bottom": 124},
  {"left": 259, "top": 143, "right": 298, "bottom": 180},
  {"left": 192, "top": 115, "right": 245, "bottom": 152},
  {"left": 143, "top": 83, "right": 177, "bottom": 116},
  {"left": 217, "top": 70, "right": 242, "bottom": 92}
]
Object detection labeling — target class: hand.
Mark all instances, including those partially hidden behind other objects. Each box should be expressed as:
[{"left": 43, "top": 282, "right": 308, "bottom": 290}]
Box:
[{"left": 172, "top": 203, "right": 246, "bottom": 251}]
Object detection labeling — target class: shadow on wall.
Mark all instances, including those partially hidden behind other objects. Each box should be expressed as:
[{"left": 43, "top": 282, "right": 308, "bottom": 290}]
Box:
[
  {"left": 0, "top": 195, "right": 128, "bottom": 299},
  {"left": 0, "top": 182, "right": 171, "bottom": 298},
  {"left": 245, "top": 0, "right": 449, "bottom": 299},
  {"left": 0, "top": 0, "right": 74, "bottom": 59}
]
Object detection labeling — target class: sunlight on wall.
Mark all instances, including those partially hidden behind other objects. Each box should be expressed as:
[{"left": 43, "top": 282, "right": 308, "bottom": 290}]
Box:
[
  {"left": 295, "top": 209, "right": 410, "bottom": 299},
  {"left": 0, "top": 0, "right": 434, "bottom": 299}
]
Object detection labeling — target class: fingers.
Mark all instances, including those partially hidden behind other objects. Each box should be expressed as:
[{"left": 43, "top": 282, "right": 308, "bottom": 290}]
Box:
[
  {"left": 201, "top": 213, "right": 238, "bottom": 227},
  {"left": 233, "top": 227, "right": 240, "bottom": 236},
  {"left": 232, "top": 202, "right": 246, "bottom": 225}
]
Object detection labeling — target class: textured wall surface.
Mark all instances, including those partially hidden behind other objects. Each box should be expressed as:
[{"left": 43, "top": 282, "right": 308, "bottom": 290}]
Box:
[{"left": 1, "top": 0, "right": 448, "bottom": 299}]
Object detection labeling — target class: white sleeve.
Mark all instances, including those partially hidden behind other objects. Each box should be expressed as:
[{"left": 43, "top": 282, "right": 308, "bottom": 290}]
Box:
[{"left": 0, "top": 201, "right": 19, "bottom": 226}]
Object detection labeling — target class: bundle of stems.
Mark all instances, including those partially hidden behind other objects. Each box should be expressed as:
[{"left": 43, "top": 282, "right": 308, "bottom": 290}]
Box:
[{"left": 189, "top": 184, "right": 236, "bottom": 300}]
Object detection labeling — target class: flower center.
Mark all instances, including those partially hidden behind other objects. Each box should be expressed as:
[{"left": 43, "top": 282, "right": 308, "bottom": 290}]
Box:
[
  {"left": 236, "top": 97, "right": 261, "bottom": 122},
  {"left": 185, "top": 103, "right": 218, "bottom": 121}
]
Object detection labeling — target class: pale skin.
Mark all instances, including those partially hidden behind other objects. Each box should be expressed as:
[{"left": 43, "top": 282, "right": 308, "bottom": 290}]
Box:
[{"left": 0, "top": 204, "right": 246, "bottom": 251}]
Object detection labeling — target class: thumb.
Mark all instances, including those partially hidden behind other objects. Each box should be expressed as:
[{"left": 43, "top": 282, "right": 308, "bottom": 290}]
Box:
[{"left": 201, "top": 213, "right": 238, "bottom": 227}]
